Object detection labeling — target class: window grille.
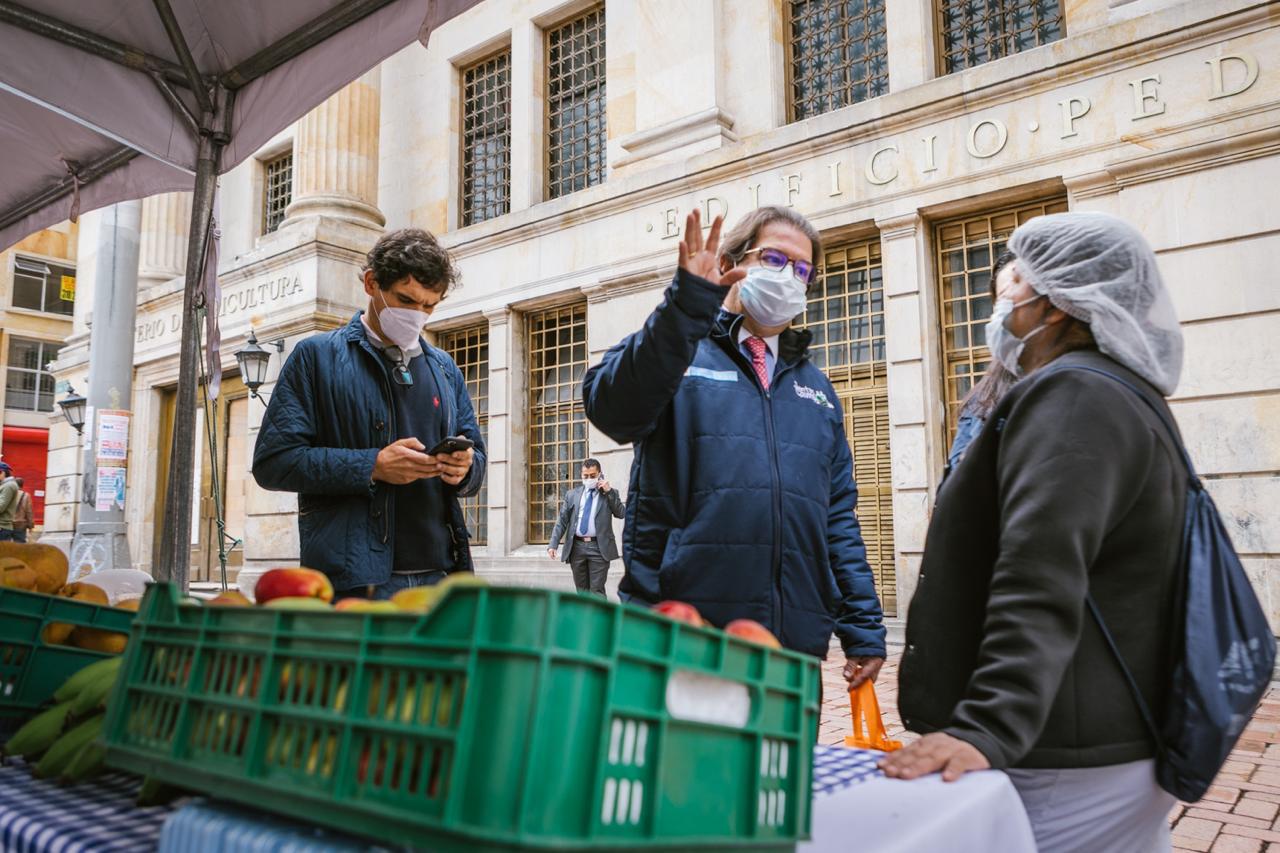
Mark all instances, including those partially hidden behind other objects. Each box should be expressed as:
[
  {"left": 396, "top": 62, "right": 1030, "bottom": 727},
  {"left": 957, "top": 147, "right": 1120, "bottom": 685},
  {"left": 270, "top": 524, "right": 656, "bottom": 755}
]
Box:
[
  {"left": 937, "top": 0, "right": 1064, "bottom": 75},
  {"left": 787, "top": 0, "right": 889, "bottom": 122},
  {"left": 462, "top": 51, "right": 512, "bottom": 226},
  {"left": 546, "top": 6, "right": 607, "bottom": 199},
  {"left": 438, "top": 324, "right": 490, "bottom": 544},
  {"left": 526, "top": 303, "right": 588, "bottom": 544}
]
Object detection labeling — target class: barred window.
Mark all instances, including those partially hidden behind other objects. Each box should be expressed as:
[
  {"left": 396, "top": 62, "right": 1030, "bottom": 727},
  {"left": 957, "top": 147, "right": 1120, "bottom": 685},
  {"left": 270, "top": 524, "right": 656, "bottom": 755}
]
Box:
[
  {"left": 262, "top": 152, "right": 292, "bottom": 234},
  {"left": 546, "top": 6, "right": 607, "bottom": 199},
  {"left": 937, "top": 0, "right": 1064, "bottom": 74},
  {"left": 527, "top": 304, "right": 588, "bottom": 544},
  {"left": 462, "top": 51, "right": 512, "bottom": 226},
  {"left": 797, "top": 239, "right": 896, "bottom": 615},
  {"left": 935, "top": 197, "right": 1068, "bottom": 440},
  {"left": 438, "top": 325, "right": 489, "bottom": 545},
  {"left": 787, "top": 0, "right": 888, "bottom": 122}
]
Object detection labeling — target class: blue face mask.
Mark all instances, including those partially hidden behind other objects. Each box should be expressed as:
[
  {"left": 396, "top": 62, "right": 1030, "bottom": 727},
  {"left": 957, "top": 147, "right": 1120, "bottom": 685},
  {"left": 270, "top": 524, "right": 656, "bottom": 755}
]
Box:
[
  {"left": 737, "top": 266, "right": 808, "bottom": 327},
  {"left": 984, "top": 293, "right": 1047, "bottom": 377}
]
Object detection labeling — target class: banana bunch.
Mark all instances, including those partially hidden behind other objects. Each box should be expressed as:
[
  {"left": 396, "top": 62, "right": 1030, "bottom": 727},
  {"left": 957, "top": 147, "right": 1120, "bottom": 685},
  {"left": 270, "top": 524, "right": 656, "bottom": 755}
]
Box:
[{"left": 2, "top": 655, "right": 122, "bottom": 784}]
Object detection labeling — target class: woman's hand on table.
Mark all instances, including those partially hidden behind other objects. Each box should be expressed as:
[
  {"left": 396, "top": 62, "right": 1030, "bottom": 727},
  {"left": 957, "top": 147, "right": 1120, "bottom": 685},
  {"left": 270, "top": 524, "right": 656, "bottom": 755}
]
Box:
[{"left": 878, "top": 732, "right": 990, "bottom": 782}]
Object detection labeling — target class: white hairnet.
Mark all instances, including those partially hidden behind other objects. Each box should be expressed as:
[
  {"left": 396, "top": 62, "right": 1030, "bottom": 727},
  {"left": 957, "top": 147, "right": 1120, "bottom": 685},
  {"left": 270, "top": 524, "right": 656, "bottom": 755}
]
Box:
[{"left": 1008, "top": 212, "right": 1184, "bottom": 396}]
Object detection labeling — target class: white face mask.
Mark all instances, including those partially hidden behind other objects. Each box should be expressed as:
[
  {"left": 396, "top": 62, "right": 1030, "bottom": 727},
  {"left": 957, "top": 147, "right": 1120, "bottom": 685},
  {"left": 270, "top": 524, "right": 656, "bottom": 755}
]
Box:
[
  {"left": 737, "top": 266, "right": 808, "bottom": 328},
  {"left": 985, "top": 293, "right": 1047, "bottom": 377},
  {"left": 581, "top": 477, "right": 599, "bottom": 490},
  {"left": 373, "top": 288, "right": 430, "bottom": 352}
]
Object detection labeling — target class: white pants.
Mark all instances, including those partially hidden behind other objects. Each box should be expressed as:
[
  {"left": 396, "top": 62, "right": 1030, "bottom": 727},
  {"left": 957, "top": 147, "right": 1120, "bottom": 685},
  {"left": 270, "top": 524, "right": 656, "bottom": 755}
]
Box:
[{"left": 1006, "top": 759, "right": 1175, "bottom": 853}]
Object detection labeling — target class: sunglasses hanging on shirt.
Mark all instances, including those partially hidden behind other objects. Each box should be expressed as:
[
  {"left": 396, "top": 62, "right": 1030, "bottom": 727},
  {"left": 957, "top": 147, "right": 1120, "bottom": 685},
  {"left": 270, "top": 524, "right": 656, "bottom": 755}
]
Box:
[{"left": 384, "top": 346, "right": 413, "bottom": 386}]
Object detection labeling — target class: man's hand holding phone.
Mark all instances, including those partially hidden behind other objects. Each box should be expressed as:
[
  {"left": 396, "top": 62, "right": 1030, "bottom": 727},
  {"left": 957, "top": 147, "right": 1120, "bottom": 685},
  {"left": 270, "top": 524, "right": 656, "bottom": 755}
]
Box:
[
  {"left": 428, "top": 436, "right": 475, "bottom": 486},
  {"left": 373, "top": 438, "right": 441, "bottom": 484}
]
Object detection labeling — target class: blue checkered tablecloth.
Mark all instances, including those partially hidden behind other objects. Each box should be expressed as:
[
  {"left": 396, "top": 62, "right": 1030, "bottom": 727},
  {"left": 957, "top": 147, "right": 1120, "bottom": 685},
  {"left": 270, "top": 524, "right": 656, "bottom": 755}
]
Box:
[
  {"left": 0, "top": 745, "right": 884, "bottom": 852},
  {"left": 812, "top": 744, "right": 885, "bottom": 796},
  {"left": 0, "top": 758, "right": 173, "bottom": 852}
]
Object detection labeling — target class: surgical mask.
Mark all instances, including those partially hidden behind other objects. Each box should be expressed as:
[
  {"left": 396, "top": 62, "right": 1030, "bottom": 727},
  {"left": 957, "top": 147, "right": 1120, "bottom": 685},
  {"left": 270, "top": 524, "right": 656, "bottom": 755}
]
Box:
[
  {"left": 985, "top": 293, "right": 1047, "bottom": 377},
  {"left": 373, "top": 288, "right": 429, "bottom": 352},
  {"left": 737, "top": 266, "right": 808, "bottom": 328},
  {"left": 582, "top": 477, "right": 599, "bottom": 490}
]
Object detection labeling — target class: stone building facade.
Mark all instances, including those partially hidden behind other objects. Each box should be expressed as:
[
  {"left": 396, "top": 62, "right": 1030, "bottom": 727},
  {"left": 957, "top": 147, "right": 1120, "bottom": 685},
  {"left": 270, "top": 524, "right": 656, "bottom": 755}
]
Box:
[{"left": 42, "top": 0, "right": 1280, "bottom": 638}]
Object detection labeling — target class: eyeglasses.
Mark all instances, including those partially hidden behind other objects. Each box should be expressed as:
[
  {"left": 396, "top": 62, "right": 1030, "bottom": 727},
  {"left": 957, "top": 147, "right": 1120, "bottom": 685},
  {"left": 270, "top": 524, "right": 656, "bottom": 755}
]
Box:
[{"left": 743, "top": 247, "right": 816, "bottom": 285}]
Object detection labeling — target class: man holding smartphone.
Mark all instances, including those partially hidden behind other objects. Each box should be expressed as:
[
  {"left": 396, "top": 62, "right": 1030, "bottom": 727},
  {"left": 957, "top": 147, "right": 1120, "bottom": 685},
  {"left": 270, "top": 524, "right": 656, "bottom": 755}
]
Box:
[
  {"left": 253, "top": 229, "right": 486, "bottom": 599},
  {"left": 546, "top": 458, "right": 625, "bottom": 596}
]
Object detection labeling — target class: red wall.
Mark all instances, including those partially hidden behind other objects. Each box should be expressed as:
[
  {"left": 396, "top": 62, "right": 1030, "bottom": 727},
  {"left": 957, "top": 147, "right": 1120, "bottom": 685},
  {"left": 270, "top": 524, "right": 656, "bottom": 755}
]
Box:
[{"left": 1, "top": 426, "right": 49, "bottom": 525}]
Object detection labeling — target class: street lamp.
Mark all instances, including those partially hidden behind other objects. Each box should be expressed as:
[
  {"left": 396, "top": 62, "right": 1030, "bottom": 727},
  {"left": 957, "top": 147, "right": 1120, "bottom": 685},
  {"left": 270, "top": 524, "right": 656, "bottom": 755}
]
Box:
[
  {"left": 57, "top": 385, "right": 87, "bottom": 434},
  {"left": 235, "top": 329, "right": 284, "bottom": 401}
]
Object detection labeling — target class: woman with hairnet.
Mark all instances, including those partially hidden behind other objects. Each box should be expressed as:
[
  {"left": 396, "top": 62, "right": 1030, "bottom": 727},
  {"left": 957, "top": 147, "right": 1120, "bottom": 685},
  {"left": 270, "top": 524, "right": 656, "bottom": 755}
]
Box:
[{"left": 884, "top": 212, "right": 1187, "bottom": 852}]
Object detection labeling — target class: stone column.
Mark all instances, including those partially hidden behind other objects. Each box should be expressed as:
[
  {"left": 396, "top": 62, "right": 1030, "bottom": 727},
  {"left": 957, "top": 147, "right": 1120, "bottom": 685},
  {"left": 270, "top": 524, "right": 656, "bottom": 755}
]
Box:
[
  {"left": 138, "top": 192, "right": 191, "bottom": 289},
  {"left": 885, "top": 0, "right": 935, "bottom": 92},
  {"left": 875, "top": 212, "right": 942, "bottom": 630},
  {"left": 615, "top": 0, "right": 737, "bottom": 167},
  {"left": 282, "top": 69, "right": 386, "bottom": 230},
  {"left": 69, "top": 200, "right": 142, "bottom": 576},
  {"left": 481, "top": 307, "right": 518, "bottom": 557}
]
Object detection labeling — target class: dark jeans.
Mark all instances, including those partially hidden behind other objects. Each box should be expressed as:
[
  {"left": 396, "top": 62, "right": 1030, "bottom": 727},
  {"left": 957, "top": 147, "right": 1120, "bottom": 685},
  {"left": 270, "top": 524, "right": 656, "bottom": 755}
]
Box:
[
  {"left": 0, "top": 528, "right": 14, "bottom": 542},
  {"left": 336, "top": 569, "right": 447, "bottom": 601},
  {"left": 13, "top": 529, "right": 27, "bottom": 543},
  {"left": 569, "top": 538, "right": 610, "bottom": 597}
]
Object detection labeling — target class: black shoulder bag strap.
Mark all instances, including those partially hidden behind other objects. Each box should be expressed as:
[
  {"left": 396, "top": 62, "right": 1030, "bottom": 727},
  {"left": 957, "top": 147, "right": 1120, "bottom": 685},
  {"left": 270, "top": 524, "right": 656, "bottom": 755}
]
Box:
[{"left": 1038, "top": 364, "right": 1194, "bottom": 755}]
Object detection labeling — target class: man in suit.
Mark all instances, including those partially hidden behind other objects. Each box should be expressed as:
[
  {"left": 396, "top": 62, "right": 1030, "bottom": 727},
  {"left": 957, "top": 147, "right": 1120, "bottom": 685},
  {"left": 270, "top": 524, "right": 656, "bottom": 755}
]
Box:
[{"left": 547, "top": 458, "right": 625, "bottom": 596}]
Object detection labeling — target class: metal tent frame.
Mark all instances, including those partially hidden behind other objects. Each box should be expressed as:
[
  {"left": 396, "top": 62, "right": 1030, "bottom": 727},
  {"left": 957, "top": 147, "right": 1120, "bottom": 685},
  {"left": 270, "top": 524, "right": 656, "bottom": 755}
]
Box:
[{"left": 0, "top": 0, "right": 471, "bottom": 588}]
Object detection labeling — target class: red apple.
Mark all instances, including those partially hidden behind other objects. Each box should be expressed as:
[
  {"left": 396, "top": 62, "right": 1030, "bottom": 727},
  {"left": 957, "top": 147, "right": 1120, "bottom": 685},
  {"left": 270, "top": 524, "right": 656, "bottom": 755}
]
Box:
[
  {"left": 254, "top": 567, "right": 333, "bottom": 604},
  {"left": 725, "top": 619, "right": 782, "bottom": 649},
  {"left": 654, "top": 600, "right": 704, "bottom": 627}
]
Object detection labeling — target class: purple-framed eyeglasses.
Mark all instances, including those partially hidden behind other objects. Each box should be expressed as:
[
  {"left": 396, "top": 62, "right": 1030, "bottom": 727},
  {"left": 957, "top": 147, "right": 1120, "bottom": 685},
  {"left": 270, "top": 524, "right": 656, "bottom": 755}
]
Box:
[{"left": 742, "top": 247, "right": 816, "bottom": 284}]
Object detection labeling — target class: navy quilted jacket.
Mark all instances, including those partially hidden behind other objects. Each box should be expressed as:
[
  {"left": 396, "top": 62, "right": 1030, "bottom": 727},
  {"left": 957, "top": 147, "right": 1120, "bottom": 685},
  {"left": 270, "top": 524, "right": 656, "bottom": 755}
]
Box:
[
  {"left": 252, "top": 313, "right": 486, "bottom": 591},
  {"left": 583, "top": 269, "right": 886, "bottom": 658}
]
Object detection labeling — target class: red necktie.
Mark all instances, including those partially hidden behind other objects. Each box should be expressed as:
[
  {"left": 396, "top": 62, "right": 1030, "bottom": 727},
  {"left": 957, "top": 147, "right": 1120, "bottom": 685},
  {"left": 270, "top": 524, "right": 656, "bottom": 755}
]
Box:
[{"left": 745, "top": 336, "right": 770, "bottom": 390}]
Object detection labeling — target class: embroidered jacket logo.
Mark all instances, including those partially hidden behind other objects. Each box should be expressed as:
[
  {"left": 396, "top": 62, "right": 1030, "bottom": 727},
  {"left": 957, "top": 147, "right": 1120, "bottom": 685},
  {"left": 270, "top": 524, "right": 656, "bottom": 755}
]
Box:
[{"left": 794, "top": 382, "right": 835, "bottom": 409}]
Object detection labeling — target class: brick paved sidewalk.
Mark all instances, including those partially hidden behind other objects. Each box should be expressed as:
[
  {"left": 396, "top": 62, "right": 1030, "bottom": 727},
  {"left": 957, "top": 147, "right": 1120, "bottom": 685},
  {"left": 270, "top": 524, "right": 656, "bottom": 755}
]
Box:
[{"left": 819, "top": 648, "right": 1280, "bottom": 853}]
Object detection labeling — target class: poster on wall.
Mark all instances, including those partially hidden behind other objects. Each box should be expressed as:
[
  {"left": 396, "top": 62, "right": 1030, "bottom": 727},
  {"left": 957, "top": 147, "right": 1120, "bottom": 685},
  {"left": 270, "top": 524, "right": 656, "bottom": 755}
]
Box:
[
  {"left": 94, "top": 466, "right": 126, "bottom": 512},
  {"left": 96, "top": 410, "right": 130, "bottom": 463}
]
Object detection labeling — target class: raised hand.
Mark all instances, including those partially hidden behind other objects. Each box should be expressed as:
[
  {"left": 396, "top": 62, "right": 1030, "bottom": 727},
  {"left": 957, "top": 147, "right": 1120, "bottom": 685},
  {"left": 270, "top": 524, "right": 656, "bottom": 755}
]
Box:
[{"left": 678, "top": 208, "right": 747, "bottom": 289}]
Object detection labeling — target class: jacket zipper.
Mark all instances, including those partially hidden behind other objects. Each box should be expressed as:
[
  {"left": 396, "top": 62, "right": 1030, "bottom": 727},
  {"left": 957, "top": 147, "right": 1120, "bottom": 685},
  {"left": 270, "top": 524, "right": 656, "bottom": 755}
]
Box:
[{"left": 764, "top": 362, "right": 799, "bottom": 638}]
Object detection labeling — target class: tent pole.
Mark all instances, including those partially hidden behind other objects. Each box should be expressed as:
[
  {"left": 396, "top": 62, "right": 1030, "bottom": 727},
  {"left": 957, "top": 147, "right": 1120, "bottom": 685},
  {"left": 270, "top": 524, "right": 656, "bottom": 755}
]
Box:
[{"left": 154, "top": 124, "right": 223, "bottom": 589}]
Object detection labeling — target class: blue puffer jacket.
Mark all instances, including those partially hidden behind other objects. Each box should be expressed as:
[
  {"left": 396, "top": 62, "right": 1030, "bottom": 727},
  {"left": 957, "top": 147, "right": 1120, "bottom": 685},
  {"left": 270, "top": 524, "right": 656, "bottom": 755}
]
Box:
[
  {"left": 252, "top": 313, "right": 486, "bottom": 592},
  {"left": 583, "top": 269, "right": 886, "bottom": 658}
]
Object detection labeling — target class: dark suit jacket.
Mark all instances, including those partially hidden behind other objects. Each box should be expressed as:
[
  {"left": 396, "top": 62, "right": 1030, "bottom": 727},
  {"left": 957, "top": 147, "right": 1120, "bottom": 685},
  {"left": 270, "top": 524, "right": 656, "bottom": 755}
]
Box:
[{"left": 549, "top": 484, "right": 625, "bottom": 562}]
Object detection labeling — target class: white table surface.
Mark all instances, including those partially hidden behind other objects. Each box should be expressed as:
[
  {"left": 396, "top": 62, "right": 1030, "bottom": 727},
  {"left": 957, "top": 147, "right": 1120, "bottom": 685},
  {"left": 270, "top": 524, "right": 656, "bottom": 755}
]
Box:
[{"left": 804, "top": 747, "right": 1037, "bottom": 853}]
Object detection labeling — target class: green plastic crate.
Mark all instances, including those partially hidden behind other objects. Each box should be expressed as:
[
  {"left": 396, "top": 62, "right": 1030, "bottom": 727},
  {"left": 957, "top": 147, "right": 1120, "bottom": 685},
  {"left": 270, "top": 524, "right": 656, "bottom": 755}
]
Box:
[
  {"left": 0, "top": 586, "right": 136, "bottom": 726},
  {"left": 104, "top": 583, "right": 819, "bottom": 851}
]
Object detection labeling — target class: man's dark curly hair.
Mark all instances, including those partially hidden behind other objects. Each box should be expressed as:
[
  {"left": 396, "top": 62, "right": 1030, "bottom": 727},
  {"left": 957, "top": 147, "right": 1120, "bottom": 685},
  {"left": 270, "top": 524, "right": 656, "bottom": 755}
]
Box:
[{"left": 364, "top": 228, "right": 460, "bottom": 295}]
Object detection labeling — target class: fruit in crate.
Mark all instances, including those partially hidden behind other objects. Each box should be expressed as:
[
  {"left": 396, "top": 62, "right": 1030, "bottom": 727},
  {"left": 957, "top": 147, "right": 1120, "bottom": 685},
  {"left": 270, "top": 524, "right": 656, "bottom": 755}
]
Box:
[
  {"left": 725, "top": 618, "right": 782, "bottom": 648},
  {"left": 334, "top": 598, "right": 399, "bottom": 613},
  {"left": 254, "top": 567, "right": 334, "bottom": 604},
  {"left": 390, "top": 586, "right": 441, "bottom": 613},
  {"left": 263, "top": 596, "right": 333, "bottom": 611},
  {"left": 0, "top": 541, "right": 69, "bottom": 593},
  {"left": 68, "top": 625, "right": 129, "bottom": 655},
  {"left": 208, "top": 589, "right": 252, "bottom": 607},
  {"left": 1, "top": 562, "right": 38, "bottom": 591},
  {"left": 42, "top": 581, "right": 112, "bottom": 646},
  {"left": 654, "top": 600, "right": 704, "bottom": 626}
]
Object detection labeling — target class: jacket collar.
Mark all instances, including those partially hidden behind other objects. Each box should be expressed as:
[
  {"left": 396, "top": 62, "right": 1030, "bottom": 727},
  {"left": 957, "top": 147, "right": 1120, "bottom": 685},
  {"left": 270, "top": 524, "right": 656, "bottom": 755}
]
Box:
[{"left": 712, "top": 310, "right": 814, "bottom": 366}]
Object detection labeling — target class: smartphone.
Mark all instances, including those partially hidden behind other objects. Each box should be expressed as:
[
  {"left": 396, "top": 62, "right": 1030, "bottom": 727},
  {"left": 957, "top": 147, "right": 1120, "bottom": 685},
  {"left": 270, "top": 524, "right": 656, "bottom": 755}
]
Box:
[{"left": 427, "top": 436, "right": 475, "bottom": 456}]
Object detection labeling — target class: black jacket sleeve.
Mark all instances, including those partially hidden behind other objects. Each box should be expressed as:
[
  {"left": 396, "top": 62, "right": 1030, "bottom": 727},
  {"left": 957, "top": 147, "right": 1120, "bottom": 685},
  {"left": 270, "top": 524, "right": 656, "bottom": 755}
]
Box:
[{"left": 943, "top": 370, "right": 1155, "bottom": 768}]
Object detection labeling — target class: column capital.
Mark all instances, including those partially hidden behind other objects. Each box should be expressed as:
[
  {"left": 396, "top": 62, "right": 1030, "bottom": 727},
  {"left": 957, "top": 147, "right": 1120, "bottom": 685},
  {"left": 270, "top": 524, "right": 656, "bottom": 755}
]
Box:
[
  {"left": 1064, "top": 170, "right": 1120, "bottom": 202},
  {"left": 483, "top": 306, "right": 513, "bottom": 325},
  {"left": 875, "top": 212, "right": 922, "bottom": 241}
]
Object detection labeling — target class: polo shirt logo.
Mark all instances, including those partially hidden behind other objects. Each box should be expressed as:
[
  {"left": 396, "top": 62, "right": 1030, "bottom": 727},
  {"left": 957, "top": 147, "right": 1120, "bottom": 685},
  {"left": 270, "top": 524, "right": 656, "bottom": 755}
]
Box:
[{"left": 794, "top": 382, "right": 835, "bottom": 409}]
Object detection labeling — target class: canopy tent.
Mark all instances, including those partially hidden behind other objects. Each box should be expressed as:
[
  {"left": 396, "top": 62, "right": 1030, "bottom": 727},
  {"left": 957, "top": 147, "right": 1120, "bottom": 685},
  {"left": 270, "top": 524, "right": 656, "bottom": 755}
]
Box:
[{"left": 0, "top": 0, "right": 480, "bottom": 586}]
